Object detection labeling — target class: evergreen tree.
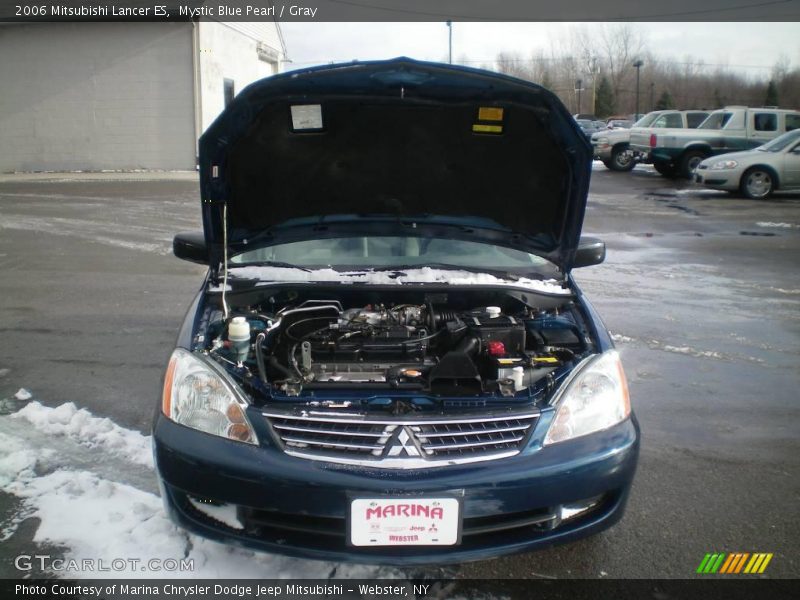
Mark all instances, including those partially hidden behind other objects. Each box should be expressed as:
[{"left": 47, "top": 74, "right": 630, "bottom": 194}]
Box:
[
  {"left": 764, "top": 80, "right": 779, "bottom": 106},
  {"left": 655, "top": 90, "right": 675, "bottom": 110},
  {"left": 594, "top": 76, "right": 616, "bottom": 118}
]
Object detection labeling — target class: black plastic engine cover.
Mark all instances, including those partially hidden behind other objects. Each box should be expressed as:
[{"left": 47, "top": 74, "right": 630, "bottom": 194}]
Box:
[{"left": 464, "top": 315, "right": 526, "bottom": 354}]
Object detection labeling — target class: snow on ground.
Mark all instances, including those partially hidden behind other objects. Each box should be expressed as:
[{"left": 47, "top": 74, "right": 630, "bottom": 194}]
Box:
[
  {"left": 12, "top": 401, "right": 152, "bottom": 468},
  {"left": 14, "top": 388, "right": 32, "bottom": 400},
  {"left": 756, "top": 222, "right": 798, "bottom": 229},
  {"left": 0, "top": 400, "right": 399, "bottom": 579}
]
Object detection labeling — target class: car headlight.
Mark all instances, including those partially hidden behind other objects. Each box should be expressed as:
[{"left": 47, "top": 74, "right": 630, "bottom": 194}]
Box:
[
  {"left": 593, "top": 136, "right": 609, "bottom": 145},
  {"left": 162, "top": 348, "right": 257, "bottom": 444},
  {"left": 710, "top": 160, "right": 738, "bottom": 170},
  {"left": 544, "top": 350, "right": 630, "bottom": 445}
]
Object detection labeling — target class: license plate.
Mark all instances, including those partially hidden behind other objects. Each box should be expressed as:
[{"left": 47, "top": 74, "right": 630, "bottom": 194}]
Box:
[{"left": 349, "top": 497, "right": 461, "bottom": 546}]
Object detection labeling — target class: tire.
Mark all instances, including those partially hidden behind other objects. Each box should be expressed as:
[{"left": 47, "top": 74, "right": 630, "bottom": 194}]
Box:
[
  {"left": 653, "top": 161, "right": 677, "bottom": 177},
  {"left": 739, "top": 167, "right": 775, "bottom": 199},
  {"left": 609, "top": 145, "right": 636, "bottom": 171},
  {"left": 602, "top": 160, "right": 613, "bottom": 169},
  {"left": 679, "top": 150, "right": 708, "bottom": 179}
]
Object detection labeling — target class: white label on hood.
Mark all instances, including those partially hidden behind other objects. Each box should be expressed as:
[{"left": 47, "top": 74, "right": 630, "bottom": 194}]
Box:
[{"left": 291, "top": 104, "right": 323, "bottom": 130}]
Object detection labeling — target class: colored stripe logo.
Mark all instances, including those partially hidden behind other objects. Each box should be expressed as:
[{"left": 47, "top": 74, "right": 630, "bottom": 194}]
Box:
[{"left": 697, "top": 553, "right": 773, "bottom": 574}]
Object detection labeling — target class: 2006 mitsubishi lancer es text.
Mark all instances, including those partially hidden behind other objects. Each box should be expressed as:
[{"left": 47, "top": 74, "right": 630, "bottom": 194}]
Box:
[{"left": 152, "top": 58, "right": 640, "bottom": 565}]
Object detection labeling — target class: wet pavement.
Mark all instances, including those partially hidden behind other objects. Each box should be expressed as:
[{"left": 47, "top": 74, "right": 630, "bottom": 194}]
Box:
[{"left": 0, "top": 165, "right": 798, "bottom": 579}]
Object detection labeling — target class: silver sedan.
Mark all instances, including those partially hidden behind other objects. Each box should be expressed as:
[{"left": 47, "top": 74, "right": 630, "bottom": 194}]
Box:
[{"left": 694, "top": 129, "right": 800, "bottom": 199}]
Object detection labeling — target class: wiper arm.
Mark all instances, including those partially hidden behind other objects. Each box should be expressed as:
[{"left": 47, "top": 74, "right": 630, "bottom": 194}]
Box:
[{"left": 228, "top": 260, "right": 312, "bottom": 272}]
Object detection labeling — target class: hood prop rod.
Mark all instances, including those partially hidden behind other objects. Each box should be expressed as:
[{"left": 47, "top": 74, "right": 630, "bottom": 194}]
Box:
[{"left": 221, "top": 202, "right": 230, "bottom": 320}]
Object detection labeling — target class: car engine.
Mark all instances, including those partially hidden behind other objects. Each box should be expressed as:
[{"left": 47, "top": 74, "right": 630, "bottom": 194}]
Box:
[{"left": 204, "top": 290, "right": 588, "bottom": 398}]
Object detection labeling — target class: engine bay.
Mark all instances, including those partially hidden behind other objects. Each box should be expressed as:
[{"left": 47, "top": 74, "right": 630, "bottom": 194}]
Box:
[{"left": 201, "top": 286, "right": 592, "bottom": 399}]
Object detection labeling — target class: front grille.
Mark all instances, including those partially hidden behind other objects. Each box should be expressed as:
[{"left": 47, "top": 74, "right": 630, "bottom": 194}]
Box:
[{"left": 263, "top": 410, "right": 539, "bottom": 468}]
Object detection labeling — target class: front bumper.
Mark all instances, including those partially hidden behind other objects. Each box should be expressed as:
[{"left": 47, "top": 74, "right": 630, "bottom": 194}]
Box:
[
  {"left": 153, "top": 411, "right": 639, "bottom": 565},
  {"left": 592, "top": 142, "right": 613, "bottom": 161},
  {"left": 694, "top": 169, "right": 739, "bottom": 190}
]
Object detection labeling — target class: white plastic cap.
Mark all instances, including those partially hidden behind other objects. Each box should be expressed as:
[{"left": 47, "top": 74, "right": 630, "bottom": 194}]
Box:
[
  {"left": 486, "top": 306, "right": 502, "bottom": 318},
  {"left": 228, "top": 316, "right": 250, "bottom": 341}
]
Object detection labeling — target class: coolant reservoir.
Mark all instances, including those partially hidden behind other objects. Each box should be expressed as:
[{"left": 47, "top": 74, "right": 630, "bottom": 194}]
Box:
[{"left": 228, "top": 317, "right": 251, "bottom": 364}]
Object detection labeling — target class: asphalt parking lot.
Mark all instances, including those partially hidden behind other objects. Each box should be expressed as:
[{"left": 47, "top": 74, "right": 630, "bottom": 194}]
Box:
[{"left": 0, "top": 164, "right": 798, "bottom": 580}]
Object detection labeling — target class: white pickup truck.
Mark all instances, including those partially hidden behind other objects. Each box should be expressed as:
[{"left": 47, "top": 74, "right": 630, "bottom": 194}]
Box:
[
  {"left": 591, "top": 110, "right": 708, "bottom": 171},
  {"left": 629, "top": 106, "right": 800, "bottom": 178}
]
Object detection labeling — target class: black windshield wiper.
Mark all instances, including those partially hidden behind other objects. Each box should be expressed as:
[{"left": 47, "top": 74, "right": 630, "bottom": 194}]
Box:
[{"left": 228, "top": 260, "right": 312, "bottom": 272}]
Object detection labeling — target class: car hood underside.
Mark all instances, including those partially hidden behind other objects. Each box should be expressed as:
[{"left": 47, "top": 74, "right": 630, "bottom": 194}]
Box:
[{"left": 199, "top": 58, "right": 592, "bottom": 271}]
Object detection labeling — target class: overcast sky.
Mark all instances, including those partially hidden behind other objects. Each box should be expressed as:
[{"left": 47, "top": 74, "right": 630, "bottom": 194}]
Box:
[{"left": 281, "top": 22, "right": 799, "bottom": 79}]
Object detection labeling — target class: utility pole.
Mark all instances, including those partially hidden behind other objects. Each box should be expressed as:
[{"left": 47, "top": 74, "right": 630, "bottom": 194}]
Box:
[
  {"left": 649, "top": 82, "right": 655, "bottom": 111},
  {"left": 447, "top": 21, "right": 452, "bottom": 64},
  {"left": 575, "top": 79, "right": 583, "bottom": 115},
  {"left": 633, "top": 59, "right": 644, "bottom": 119}
]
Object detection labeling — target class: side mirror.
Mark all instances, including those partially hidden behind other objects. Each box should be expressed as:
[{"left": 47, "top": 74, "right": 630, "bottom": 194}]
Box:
[
  {"left": 573, "top": 237, "right": 606, "bottom": 268},
  {"left": 173, "top": 232, "right": 208, "bottom": 265}
]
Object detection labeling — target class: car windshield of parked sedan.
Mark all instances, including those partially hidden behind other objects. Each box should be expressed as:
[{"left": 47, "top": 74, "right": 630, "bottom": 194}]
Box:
[
  {"left": 230, "top": 236, "right": 558, "bottom": 274},
  {"left": 757, "top": 129, "right": 800, "bottom": 152}
]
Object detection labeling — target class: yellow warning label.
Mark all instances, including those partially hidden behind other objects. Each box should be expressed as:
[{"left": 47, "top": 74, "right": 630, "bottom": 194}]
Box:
[
  {"left": 478, "top": 107, "right": 504, "bottom": 121},
  {"left": 472, "top": 124, "right": 503, "bottom": 134},
  {"left": 533, "top": 356, "right": 560, "bottom": 364}
]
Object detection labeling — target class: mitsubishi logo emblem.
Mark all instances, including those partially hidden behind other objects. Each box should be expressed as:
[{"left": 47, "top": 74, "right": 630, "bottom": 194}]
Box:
[{"left": 387, "top": 427, "right": 420, "bottom": 457}]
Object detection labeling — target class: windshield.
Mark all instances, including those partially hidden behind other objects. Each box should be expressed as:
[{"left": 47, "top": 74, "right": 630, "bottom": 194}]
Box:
[
  {"left": 230, "top": 236, "right": 557, "bottom": 274},
  {"left": 758, "top": 129, "right": 800, "bottom": 152},
  {"left": 698, "top": 112, "right": 733, "bottom": 130},
  {"left": 633, "top": 113, "right": 659, "bottom": 127}
]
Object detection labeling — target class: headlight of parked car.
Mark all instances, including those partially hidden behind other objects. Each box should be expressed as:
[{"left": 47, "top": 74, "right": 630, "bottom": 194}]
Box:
[
  {"left": 593, "top": 136, "right": 609, "bottom": 145},
  {"left": 544, "top": 350, "right": 630, "bottom": 445},
  {"left": 162, "top": 348, "right": 257, "bottom": 444},
  {"left": 709, "top": 160, "right": 738, "bottom": 170}
]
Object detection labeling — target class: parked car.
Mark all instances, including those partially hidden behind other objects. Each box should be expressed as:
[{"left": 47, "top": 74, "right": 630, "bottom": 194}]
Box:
[
  {"left": 153, "top": 58, "right": 639, "bottom": 565},
  {"left": 606, "top": 120, "right": 633, "bottom": 130},
  {"left": 694, "top": 128, "right": 800, "bottom": 198},
  {"left": 576, "top": 118, "right": 603, "bottom": 140},
  {"left": 592, "top": 109, "right": 708, "bottom": 172},
  {"left": 630, "top": 106, "right": 800, "bottom": 179}
]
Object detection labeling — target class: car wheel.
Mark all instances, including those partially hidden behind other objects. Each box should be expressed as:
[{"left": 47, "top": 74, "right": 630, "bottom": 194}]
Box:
[
  {"left": 679, "top": 150, "right": 707, "bottom": 179},
  {"left": 740, "top": 168, "right": 774, "bottom": 199},
  {"left": 653, "top": 161, "right": 677, "bottom": 177},
  {"left": 609, "top": 145, "right": 635, "bottom": 171}
]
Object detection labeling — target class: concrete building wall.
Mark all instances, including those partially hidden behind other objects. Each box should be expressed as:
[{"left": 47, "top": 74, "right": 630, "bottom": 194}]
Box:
[
  {"left": 197, "top": 21, "right": 283, "bottom": 133},
  {"left": 0, "top": 23, "right": 196, "bottom": 172}
]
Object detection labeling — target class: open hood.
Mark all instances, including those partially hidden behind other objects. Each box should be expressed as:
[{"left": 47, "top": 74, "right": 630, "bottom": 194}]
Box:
[{"left": 198, "top": 58, "right": 592, "bottom": 272}]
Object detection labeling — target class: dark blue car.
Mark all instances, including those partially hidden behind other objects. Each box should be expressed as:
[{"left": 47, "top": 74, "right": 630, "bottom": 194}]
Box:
[{"left": 153, "top": 58, "right": 639, "bottom": 565}]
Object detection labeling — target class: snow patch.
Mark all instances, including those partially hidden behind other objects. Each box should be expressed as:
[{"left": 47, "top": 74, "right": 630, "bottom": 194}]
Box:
[
  {"left": 662, "top": 345, "right": 724, "bottom": 360},
  {"left": 14, "top": 388, "right": 32, "bottom": 400},
  {"left": 756, "top": 222, "right": 797, "bottom": 229},
  {"left": 11, "top": 401, "right": 152, "bottom": 468},
  {"left": 221, "top": 266, "right": 569, "bottom": 295},
  {"left": 187, "top": 497, "right": 243, "bottom": 530},
  {"left": 0, "top": 403, "right": 400, "bottom": 579},
  {"left": 610, "top": 333, "right": 635, "bottom": 344}
]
